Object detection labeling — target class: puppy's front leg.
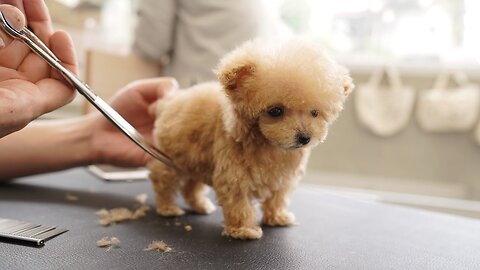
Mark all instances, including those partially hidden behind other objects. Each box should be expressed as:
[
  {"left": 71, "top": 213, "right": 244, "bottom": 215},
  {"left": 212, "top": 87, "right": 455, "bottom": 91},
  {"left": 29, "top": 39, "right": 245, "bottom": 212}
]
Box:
[
  {"left": 262, "top": 187, "right": 295, "bottom": 226},
  {"left": 214, "top": 178, "right": 262, "bottom": 239},
  {"left": 219, "top": 193, "right": 262, "bottom": 240}
]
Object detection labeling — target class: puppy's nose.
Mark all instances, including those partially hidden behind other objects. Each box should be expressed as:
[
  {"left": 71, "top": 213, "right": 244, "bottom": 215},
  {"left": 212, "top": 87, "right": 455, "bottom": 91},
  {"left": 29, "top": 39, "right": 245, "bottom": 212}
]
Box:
[{"left": 296, "top": 133, "right": 311, "bottom": 145}]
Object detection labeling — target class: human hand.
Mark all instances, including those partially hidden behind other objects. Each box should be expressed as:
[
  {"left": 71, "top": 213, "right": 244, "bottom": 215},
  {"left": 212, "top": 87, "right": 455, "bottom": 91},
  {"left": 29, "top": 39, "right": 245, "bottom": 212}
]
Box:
[
  {"left": 85, "top": 78, "right": 178, "bottom": 167},
  {"left": 0, "top": 0, "right": 77, "bottom": 138}
]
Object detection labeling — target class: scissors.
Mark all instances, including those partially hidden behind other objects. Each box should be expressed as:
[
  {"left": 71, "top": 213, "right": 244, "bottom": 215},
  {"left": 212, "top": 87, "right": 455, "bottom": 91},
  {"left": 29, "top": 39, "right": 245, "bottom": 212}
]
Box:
[{"left": 0, "top": 11, "right": 175, "bottom": 168}]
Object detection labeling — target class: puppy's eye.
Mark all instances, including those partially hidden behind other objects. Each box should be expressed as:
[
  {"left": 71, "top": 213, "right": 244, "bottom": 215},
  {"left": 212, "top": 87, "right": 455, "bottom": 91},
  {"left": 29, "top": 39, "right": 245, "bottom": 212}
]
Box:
[
  {"left": 311, "top": 110, "right": 319, "bottom": 118},
  {"left": 267, "top": 107, "right": 284, "bottom": 117}
]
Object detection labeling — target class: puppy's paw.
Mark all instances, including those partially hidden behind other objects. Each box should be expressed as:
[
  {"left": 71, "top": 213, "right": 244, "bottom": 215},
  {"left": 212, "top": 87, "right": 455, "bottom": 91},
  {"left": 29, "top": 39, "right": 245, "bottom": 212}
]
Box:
[
  {"left": 222, "top": 226, "right": 263, "bottom": 240},
  {"left": 191, "top": 199, "right": 216, "bottom": 215},
  {"left": 262, "top": 211, "right": 295, "bottom": 226},
  {"left": 156, "top": 205, "right": 185, "bottom": 217}
]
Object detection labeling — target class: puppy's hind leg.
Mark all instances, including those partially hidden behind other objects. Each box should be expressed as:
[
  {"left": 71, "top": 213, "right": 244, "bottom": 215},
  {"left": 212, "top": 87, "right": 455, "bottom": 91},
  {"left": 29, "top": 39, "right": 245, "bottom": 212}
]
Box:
[
  {"left": 148, "top": 161, "right": 185, "bottom": 217},
  {"left": 181, "top": 180, "right": 216, "bottom": 214}
]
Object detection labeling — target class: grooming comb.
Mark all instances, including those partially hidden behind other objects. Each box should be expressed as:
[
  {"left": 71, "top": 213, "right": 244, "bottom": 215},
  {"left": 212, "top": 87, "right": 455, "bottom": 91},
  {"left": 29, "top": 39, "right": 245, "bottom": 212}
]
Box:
[{"left": 0, "top": 218, "right": 67, "bottom": 246}]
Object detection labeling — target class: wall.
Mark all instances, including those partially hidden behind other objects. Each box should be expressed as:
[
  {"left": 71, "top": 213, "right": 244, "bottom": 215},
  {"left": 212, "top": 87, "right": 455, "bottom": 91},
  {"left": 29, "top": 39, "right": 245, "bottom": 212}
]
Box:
[{"left": 307, "top": 70, "right": 480, "bottom": 200}]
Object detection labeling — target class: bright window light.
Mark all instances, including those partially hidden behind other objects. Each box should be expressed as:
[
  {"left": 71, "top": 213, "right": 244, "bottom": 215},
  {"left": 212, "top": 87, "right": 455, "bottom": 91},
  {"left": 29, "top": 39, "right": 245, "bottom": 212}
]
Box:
[{"left": 281, "top": 0, "right": 478, "bottom": 65}]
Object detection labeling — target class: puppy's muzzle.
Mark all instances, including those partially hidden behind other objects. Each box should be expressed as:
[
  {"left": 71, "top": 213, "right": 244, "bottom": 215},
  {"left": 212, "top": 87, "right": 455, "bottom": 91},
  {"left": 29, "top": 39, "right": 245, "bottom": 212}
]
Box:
[{"left": 296, "top": 133, "right": 311, "bottom": 146}]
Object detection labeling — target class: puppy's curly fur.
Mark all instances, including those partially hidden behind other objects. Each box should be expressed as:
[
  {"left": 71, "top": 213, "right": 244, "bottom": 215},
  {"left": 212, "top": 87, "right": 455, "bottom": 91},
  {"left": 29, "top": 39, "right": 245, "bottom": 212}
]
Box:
[{"left": 148, "top": 39, "right": 354, "bottom": 240}]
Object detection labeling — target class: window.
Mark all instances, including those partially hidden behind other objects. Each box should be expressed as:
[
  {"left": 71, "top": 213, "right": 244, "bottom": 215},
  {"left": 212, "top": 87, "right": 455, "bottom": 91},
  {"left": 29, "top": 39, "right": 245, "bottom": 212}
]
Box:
[{"left": 281, "top": 0, "right": 479, "bottom": 66}]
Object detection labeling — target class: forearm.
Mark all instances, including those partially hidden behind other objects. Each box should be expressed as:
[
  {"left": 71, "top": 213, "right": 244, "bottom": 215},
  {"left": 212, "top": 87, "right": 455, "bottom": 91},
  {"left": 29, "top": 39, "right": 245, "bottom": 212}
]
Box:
[{"left": 0, "top": 116, "right": 95, "bottom": 181}]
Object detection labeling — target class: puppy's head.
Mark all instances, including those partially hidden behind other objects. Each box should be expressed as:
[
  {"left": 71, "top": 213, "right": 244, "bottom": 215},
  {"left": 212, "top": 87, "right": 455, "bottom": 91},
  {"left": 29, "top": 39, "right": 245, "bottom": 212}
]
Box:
[{"left": 216, "top": 38, "right": 354, "bottom": 149}]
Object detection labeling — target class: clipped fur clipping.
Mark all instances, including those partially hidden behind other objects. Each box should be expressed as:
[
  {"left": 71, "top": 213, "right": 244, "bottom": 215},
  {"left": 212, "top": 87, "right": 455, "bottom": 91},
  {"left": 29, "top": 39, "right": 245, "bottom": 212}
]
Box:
[
  {"left": 96, "top": 208, "right": 134, "bottom": 226},
  {"left": 132, "top": 205, "right": 150, "bottom": 219},
  {"left": 97, "top": 237, "right": 121, "bottom": 251},
  {"left": 144, "top": 240, "right": 173, "bottom": 253},
  {"left": 65, "top": 194, "right": 79, "bottom": 201},
  {"left": 96, "top": 194, "right": 151, "bottom": 226}
]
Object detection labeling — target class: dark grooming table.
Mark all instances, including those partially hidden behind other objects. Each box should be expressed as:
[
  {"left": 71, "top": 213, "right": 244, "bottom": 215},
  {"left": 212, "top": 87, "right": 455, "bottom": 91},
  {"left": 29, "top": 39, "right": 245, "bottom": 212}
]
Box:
[{"left": 0, "top": 168, "right": 478, "bottom": 270}]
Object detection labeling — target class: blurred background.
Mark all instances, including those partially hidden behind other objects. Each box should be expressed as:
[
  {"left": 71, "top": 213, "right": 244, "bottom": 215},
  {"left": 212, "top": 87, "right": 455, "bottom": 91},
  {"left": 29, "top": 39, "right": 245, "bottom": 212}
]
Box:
[{"left": 43, "top": 0, "right": 480, "bottom": 218}]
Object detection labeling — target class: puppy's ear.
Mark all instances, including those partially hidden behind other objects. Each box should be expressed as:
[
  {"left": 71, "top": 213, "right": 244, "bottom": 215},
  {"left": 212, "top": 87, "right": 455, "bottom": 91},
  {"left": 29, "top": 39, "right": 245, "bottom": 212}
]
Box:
[
  {"left": 340, "top": 67, "right": 354, "bottom": 96},
  {"left": 216, "top": 39, "right": 259, "bottom": 92},
  {"left": 343, "top": 75, "right": 354, "bottom": 96},
  {"left": 218, "top": 63, "right": 255, "bottom": 91}
]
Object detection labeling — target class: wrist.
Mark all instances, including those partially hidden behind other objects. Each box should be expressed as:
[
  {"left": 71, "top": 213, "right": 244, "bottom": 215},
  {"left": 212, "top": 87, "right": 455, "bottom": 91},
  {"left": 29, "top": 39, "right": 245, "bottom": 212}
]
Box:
[
  {"left": 62, "top": 115, "right": 97, "bottom": 166},
  {"left": 0, "top": 115, "right": 98, "bottom": 179}
]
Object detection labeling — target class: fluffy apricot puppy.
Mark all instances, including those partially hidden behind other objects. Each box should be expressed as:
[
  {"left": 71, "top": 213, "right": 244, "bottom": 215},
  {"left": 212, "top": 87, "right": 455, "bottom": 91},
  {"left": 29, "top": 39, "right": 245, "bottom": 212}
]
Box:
[{"left": 148, "top": 39, "right": 354, "bottom": 240}]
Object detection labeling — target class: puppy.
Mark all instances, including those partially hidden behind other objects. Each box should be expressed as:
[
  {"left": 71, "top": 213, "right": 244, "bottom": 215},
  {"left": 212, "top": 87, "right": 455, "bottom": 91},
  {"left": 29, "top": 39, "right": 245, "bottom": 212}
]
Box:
[{"left": 148, "top": 38, "right": 354, "bottom": 240}]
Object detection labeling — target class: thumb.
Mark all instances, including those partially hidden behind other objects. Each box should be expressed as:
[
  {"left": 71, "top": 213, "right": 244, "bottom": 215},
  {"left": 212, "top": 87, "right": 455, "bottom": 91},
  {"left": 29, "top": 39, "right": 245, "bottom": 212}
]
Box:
[
  {"left": 50, "top": 30, "right": 78, "bottom": 77},
  {"left": 0, "top": 4, "right": 26, "bottom": 48},
  {"left": 148, "top": 101, "right": 158, "bottom": 117}
]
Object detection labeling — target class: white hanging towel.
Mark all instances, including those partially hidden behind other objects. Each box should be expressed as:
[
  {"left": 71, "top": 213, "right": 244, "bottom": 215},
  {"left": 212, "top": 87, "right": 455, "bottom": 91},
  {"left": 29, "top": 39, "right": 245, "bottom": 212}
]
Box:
[
  {"left": 416, "top": 72, "right": 480, "bottom": 133},
  {"left": 355, "top": 67, "right": 416, "bottom": 137}
]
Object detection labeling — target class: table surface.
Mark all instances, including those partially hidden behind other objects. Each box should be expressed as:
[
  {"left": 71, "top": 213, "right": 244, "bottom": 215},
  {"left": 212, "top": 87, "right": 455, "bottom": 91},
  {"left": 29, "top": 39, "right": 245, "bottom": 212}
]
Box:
[{"left": 0, "top": 168, "right": 479, "bottom": 270}]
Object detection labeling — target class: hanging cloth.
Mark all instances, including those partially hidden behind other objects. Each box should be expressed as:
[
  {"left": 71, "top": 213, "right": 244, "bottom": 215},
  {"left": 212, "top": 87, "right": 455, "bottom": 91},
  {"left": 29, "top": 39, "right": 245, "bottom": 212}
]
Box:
[
  {"left": 355, "top": 67, "right": 416, "bottom": 137},
  {"left": 416, "top": 72, "right": 479, "bottom": 133}
]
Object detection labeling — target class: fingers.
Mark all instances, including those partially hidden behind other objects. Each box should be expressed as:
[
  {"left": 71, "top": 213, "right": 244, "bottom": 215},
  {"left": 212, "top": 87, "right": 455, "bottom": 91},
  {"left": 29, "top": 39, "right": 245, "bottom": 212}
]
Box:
[
  {"left": 18, "top": 22, "right": 76, "bottom": 83},
  {"left": 126, "top": 77, "right": 178, "bottom": 117},
  {"left": 35, "top": 79, "right": 77, "bottom": 116},
  {"left": 0, "top": 0, "right": 24, "bottom": 15},
  {"left": 0, "top": 3, "right": 26, "bottom": 46},
  {"left": 124, "top": 77, "right": 178, "bottom": 103},
  {"left": 140, "top": 153, "right": 154, "bottom": 166},
  {"left": 16, "top": 51, "right": 49, "bottom": 82},
  {"left": 148, "top": 101, "right": 158, "bottom": 116},
  {"left": 16, "top": 30, "right": 75, "bottom": 83},
  {"left": 0, "top": 5, "right": 30, "bottom": 69},
  {"left": 22, "top": 0, "right": 53, "bottom": 43},
  {"left": 0, "top": 1, "right": 54, "bottom": 71},
  {"left": 49, "top": 30, "right": 78, "bottom": 79},
  {"left": 0, "top": 3, "right": 24, "bottom": 30}
]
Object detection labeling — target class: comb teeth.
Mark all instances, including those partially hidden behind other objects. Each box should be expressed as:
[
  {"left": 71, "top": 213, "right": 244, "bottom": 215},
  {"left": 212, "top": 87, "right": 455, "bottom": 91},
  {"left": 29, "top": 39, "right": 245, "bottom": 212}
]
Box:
[{"left": 0, "top": 218, "right": 68, "bottom": 246}]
